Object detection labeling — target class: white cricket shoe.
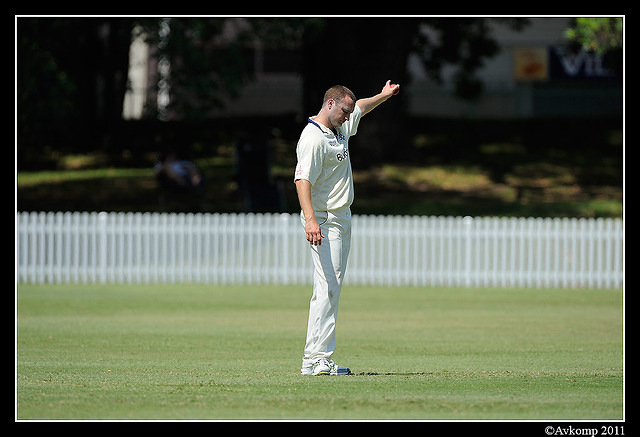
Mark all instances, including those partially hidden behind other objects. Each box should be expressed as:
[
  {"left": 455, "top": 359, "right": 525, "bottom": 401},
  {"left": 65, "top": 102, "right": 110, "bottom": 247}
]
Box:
[{"left": 301, "top": 358, "right": 352, "bottom": 376}]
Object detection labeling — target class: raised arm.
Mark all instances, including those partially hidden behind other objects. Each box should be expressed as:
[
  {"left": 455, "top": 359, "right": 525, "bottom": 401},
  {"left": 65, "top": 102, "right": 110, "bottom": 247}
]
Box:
[{"left": 356, "top": 80, "right": 400, "bottom": 116}]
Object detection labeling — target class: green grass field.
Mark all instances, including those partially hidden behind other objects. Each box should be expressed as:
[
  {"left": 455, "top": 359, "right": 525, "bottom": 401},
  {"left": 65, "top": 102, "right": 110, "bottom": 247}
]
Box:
[{"left": 16, "top": 283, "right": 623, "bottom": 421}]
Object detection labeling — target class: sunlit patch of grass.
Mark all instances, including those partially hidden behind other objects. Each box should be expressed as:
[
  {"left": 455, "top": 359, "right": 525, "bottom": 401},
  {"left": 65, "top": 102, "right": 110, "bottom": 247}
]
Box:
[{"left": 375, "top": 164, "right": 493, "bottom": 192}]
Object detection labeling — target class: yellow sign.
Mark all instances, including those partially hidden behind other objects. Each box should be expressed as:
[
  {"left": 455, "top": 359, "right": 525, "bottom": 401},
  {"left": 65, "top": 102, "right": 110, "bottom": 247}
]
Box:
[{"left": 514, "top": 47, "right": 548, "bottom": 81}]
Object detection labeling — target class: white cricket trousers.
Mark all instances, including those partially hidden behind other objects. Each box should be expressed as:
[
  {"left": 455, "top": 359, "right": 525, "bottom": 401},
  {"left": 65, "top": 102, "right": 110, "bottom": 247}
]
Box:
[{"left": 300, "top": 206, "right": 352, "bottom": 369}]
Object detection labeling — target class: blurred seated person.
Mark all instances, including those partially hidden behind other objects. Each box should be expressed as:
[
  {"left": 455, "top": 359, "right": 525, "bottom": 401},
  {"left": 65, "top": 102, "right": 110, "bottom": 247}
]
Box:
[{"left": 154, "top": 153, "right": 205, "bottom": 206}]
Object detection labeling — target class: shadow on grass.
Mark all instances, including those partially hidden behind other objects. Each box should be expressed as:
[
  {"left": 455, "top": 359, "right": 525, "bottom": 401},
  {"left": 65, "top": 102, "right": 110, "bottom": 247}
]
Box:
[{"left": 354, "top": 372, "right": 432, "bottom": 376}]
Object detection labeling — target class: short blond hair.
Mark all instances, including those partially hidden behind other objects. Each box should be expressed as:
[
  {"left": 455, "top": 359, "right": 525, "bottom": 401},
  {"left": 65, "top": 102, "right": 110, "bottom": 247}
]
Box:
[{"left": 323, "top": 85, "right": 356, "bottom": 105}]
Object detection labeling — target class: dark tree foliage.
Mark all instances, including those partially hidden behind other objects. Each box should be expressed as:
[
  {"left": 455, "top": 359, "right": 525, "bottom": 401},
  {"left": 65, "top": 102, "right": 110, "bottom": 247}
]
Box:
[{"left": 17, "top": 17, "right": 529, "bottom": 166}]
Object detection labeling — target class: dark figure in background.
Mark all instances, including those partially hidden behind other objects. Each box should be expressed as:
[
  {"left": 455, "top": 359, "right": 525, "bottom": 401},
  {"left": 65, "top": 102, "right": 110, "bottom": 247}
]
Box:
[
  {"left": 234, "top": 137, "right": 285, "bottom": 213},
  {"left": 154, "top": 152, "right": 205, "bottom": 210}
]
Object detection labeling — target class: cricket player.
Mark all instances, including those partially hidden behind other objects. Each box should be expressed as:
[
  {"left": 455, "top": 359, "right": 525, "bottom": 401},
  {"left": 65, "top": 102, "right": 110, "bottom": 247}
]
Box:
[{"left": 294, "top": 80, "right": 400, "bottom": 375}]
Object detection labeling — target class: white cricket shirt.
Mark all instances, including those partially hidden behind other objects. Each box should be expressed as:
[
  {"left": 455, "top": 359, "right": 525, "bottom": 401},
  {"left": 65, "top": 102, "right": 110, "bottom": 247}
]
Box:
[{"left": 294, "top": 104, "right": 363, "bottom": 212}]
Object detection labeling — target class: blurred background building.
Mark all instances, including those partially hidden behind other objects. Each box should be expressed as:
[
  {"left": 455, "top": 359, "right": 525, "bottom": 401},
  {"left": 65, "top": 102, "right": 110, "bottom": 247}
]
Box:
[{"left": 122, "top": 17, "right": 622, "bottom": 121}]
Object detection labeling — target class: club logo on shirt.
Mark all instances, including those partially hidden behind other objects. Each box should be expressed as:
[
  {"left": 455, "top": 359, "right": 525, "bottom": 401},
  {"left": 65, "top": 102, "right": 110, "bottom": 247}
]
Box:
[{"left": 336, "top": 148, "right": 349, "bottom": 162}]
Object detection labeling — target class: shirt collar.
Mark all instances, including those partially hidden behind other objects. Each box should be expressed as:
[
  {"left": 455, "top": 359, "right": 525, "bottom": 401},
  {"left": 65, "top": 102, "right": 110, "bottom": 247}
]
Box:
[{"left": 308, "top": 117, "right": 339, "bottom": 137}]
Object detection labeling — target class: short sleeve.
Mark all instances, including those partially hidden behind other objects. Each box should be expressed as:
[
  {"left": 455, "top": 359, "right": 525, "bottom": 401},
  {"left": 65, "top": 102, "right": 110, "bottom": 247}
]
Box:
[{"left": 294, "top": 127, "right": 323, "bottom": 185}]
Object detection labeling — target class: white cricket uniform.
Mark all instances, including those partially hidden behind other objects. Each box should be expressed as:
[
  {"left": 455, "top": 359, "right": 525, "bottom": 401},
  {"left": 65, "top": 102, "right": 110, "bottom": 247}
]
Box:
[{"left": 294, "top": 104, "right": 363, "bottom": 371}]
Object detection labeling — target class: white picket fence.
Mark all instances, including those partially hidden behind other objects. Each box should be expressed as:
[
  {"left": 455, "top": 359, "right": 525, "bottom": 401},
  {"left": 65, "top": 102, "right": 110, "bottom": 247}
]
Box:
[{"left": 16, "top": 211, "right": 624, "bottom": 289}]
